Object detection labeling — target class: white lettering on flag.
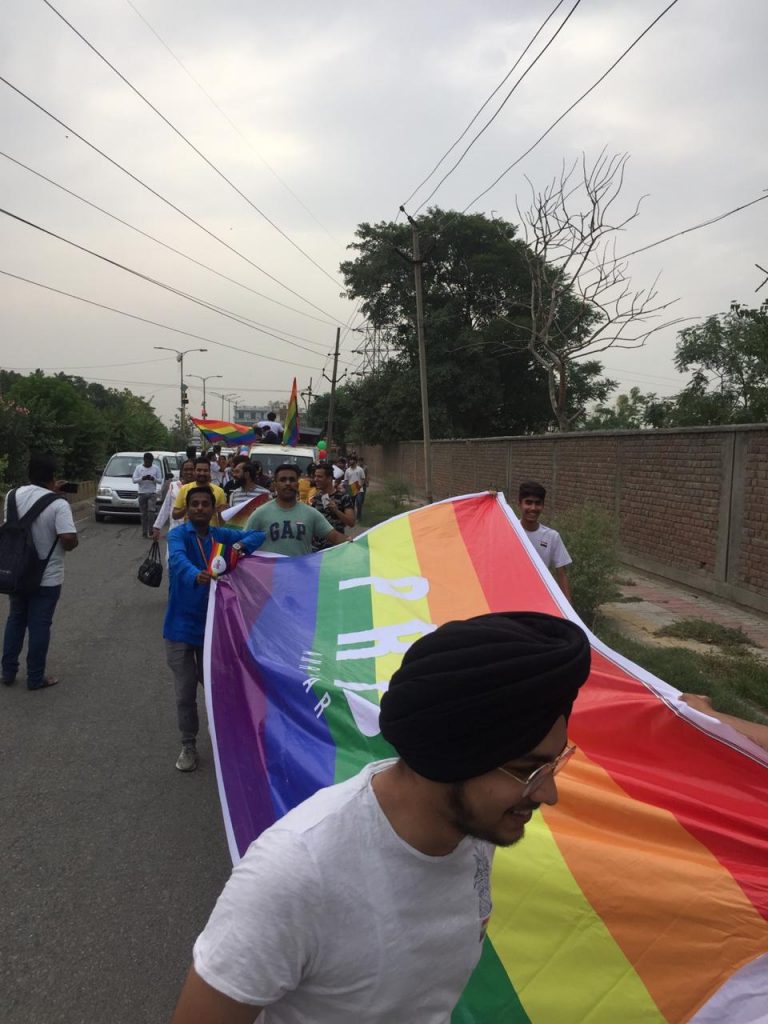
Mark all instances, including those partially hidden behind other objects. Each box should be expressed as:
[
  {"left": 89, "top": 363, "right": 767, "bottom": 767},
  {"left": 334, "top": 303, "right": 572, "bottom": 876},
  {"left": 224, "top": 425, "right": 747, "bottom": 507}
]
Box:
[
  {"left": 339, "top": 575, "right": 430, "bottom": 601},
  {"left": 336, "top": 620, "right": 437, "bottom": 661}
]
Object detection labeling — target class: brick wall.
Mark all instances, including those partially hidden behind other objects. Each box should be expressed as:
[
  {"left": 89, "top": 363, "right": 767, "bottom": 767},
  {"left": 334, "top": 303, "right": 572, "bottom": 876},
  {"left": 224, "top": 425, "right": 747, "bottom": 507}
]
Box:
[{"left": 356, "top": 425, "right": 768, "bottom": 612}]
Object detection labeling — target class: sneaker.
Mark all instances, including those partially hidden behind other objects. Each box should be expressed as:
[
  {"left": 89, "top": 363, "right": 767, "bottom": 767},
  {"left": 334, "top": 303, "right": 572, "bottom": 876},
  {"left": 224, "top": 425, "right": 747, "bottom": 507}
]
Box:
[{"left": 175, "top": 744, "right": 198, "bottom": 772}]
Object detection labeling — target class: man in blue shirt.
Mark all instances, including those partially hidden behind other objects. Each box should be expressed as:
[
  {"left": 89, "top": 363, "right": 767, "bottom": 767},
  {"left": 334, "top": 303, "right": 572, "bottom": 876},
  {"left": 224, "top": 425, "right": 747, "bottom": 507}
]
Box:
[{"left": 164, "top": 486, "right": 265, "bottom": 772}]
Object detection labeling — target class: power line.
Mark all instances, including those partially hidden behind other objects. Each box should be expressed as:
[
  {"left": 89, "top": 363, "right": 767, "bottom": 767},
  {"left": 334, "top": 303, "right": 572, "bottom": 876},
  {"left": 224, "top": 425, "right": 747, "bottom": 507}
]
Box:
[
  {"left": 615, "top": 192, "right": 768, "bottom": 262},
  {"left": 464, "top": 0, "right": 682, "bottom": 211},
  {"left": 123, "top": 0, "right": 341, "bottom": 249},
  {"left": 0, "top": 268, "right": 325, "bottom": 371},
  {"left": 412, "top": 0, "right": 583, "bottom": 214},
  {"left": 40, "top": 0, "right": 342, "bottom": 289},
  {"left": 402, "top": 0, "right": 571, "bottom": 211},
  {"left": 0, "top": 206, "right": 336, "bottom": 360},
  {"left": 1, "top": 357, "right": 174, "bottom": 371},
  {"left": 0, "top": 150, "right": 338, "bottom": 330},
  {"left": 0, "top": 75, "right": 348, "bottom": 327}
]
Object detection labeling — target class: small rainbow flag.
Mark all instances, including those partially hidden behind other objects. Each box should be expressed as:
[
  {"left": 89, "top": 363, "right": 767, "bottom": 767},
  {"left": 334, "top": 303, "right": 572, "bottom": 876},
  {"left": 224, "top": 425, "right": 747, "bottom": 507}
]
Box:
[
  {"left": 205, "top": 540, "right": 240, "bottom": 577},
  {"left": 205, "top": 493, "right": 768, "bottom": 1022},
  {"left": 282, "top": 378, "right": 299, "bottom": 447},
  {"left": 191, "top": 418, "right": 258, "bottom": 445},
  {"left": 220, "top": 489, "right": 271, "bottom": 530}
]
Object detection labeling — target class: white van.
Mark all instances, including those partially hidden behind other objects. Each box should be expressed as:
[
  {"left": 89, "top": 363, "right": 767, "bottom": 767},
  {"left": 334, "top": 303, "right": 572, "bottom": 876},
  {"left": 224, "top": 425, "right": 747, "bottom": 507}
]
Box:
[
  {"left": 94, "top": 451, "right": 178, "bottom": 521},
  {"left": 247, "top": 443, "right": 316, "bottom": 478}
]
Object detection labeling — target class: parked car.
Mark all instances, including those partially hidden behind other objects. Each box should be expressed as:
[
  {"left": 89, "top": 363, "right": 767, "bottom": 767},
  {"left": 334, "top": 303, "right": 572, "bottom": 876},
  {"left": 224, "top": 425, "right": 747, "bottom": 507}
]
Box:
[
  {"left": 247, "top": 443, "right": 316, "bottom": 478},
  {"left": 94, "top": 451, "right": 178, "bottom": 521}
]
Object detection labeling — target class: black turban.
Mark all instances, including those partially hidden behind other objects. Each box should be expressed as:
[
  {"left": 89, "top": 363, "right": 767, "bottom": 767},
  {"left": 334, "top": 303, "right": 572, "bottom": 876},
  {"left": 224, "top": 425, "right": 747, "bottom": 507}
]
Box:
[{"left": 378, "top": 612, "right": 591, "bottom": 782}]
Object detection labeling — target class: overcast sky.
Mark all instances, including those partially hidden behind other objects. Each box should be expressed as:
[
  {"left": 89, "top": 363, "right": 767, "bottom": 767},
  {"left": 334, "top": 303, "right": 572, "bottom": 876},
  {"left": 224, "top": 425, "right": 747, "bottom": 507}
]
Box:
[{"left": 1, "top": 0, "right": 766, "bottom": 426}]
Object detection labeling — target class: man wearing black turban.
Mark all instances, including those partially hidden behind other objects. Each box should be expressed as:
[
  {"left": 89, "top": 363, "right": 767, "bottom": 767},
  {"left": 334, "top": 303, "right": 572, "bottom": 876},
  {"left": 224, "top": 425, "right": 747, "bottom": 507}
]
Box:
[
  {"left": 173, "top": 611, "right": 591, "bottom": 1024},
  {"left": 375, "top": 611, "right": 591, "bottom": 850}
]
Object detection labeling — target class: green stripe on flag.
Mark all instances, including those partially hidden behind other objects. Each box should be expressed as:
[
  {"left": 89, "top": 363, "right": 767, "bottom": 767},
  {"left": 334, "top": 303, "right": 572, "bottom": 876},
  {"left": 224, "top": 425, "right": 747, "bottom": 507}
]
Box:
[
  {"left": 312, "top": 537, "right": 393, "bottom": 784},
  {"left": 452, "top": 939, "right": 532, "bottom": 1024}
]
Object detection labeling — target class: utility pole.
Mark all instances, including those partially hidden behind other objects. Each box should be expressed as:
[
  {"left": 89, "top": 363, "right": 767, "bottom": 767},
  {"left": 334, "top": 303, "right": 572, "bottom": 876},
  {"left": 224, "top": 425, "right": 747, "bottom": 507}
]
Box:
[
  {"left": 189, "top": 374, "right": 222, "bottom": 420},
  {"left": 323, "top": 327, "right": 346, "bottom": 450},
  {"left": 399, "top": 207, "right": 433, "bottom": 504},
  {"left": 154, "top": 345, "right": 207, "bottom": 440},
  {"left": 300, "top": 377, "right": 315, "bottom": 413}
]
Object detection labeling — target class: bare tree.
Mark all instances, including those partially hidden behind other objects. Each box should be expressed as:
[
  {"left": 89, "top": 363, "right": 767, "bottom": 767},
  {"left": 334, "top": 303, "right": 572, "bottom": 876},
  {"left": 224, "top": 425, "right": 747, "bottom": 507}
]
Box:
[{"left": 505, "top": 151, "right": 683, "bottom": 431}]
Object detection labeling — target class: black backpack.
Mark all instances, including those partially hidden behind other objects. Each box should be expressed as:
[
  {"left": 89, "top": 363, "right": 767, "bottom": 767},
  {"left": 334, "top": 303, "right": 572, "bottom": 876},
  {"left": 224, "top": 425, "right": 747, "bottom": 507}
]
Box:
[{"left": 0, "top": 489, "right": 64, "bottom": 596}]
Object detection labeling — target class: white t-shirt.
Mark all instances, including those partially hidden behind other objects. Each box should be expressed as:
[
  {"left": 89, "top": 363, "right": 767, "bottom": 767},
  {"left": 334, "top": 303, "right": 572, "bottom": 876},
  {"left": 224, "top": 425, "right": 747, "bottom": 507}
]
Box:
[
  {"left": 194, "top": 760, "right": 493, "bottom": 1023},
  {"left": 131, "top": 463, "right": 162, "bottom": 494},
  {"left": 523, "top": 523, "right": 571, "bottom": 570},
  {"left": 344, "top": 466, "right": 366, "bottom": 489},
  {"left": 5, "top": 485, "right": 76, "bottom": 587}
]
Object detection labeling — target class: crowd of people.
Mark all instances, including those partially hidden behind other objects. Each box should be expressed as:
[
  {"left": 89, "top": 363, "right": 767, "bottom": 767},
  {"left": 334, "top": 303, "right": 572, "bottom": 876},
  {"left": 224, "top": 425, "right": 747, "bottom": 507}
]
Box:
[{"left": 5, "top": 449, "right": 767, "bottom": 1022}]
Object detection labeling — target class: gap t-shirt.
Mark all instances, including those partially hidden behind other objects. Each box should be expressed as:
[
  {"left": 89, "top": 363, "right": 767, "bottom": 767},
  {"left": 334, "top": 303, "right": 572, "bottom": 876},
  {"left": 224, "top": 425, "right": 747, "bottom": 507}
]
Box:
[
  {"left": 245, "top": 499, "right": 332, "bottom": 555},
  {"left": 193, "top": 761, "right": 493, "bottom": 1023}
]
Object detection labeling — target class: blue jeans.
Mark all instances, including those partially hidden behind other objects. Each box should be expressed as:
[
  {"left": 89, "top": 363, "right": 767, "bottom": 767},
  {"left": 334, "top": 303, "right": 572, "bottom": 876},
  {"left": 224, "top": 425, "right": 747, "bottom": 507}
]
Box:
[
  {"left": 355, "top": 489, "right": 366, "bottom": 523},
  {"left": 2, "top": 585, "right": 62, "bottom": 688}
]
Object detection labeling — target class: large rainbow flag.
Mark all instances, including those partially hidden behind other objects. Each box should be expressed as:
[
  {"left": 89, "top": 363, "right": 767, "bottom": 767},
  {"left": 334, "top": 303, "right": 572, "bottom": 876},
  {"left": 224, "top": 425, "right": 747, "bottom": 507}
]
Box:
[
  {"left": 191, "top": 418, "right": 257, "bottom": 445},
  {"left": 204, "top": 493, "right": 768, "bottom": 1022}
]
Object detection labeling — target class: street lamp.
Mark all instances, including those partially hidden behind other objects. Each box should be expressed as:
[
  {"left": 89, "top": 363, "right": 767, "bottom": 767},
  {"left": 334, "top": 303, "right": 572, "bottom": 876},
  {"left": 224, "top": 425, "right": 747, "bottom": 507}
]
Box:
[
  {"left": 153, "top": 346, "right": 207, "bottom": 438},
  {"left": 218, "top": 392, "right": 240, "bottom": 420},
  {"left": 188, "top": 374, "right": 223, "bottom": 421}
]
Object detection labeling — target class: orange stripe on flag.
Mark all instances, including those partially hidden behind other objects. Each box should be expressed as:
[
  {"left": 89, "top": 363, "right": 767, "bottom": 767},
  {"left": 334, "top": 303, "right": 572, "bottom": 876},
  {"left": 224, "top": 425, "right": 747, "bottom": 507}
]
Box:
[
  {"left": 545, "top": 752, "right": 768, "bottom": 1022},
  {"left": 408, "top": 500, "right": 491, "bottom": 623}
]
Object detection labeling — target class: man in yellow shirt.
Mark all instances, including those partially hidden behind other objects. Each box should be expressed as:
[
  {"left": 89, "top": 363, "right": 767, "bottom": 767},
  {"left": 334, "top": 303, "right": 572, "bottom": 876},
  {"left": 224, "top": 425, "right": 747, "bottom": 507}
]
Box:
[{"left": 172, "top": 458, "right": 227, "bottom": 525}]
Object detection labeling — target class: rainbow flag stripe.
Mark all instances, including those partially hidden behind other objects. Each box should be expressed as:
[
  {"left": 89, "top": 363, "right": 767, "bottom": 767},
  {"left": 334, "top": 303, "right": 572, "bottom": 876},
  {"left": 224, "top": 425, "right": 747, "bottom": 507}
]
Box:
[
  {"left": 282, "top": 378, "right": 299, "bottom": 447},
  {"left": 191, "top": 418, "right": 258, "bottom": 445},
  {"left": 220, "top": 490, "right": 271, "bottom": 530},
  {"left": 204, "top": 493, "right": 768, "bottom": 1022}
]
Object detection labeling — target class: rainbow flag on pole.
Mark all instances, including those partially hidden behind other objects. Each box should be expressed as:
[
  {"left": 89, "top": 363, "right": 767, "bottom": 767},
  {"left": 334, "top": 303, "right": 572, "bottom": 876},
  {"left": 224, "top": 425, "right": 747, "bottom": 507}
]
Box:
[
  {"left": 204, "top": 493, "right": 768, "bottom": 1022},
  {"left": 191, "top": 418, "right": 257, "bottom": 445},
  {"left": 282, "top": 378, "right": 299, "bottom": 447}
]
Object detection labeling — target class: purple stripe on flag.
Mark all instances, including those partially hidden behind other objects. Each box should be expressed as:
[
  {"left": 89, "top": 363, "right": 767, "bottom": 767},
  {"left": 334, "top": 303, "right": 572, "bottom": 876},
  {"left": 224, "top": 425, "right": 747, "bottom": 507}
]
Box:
[
  {"left": 210, "top": 555, "right": 335, "bottom": 854},
  {"left": 209, "top": 571, "right": 277, "bottom": 857}
]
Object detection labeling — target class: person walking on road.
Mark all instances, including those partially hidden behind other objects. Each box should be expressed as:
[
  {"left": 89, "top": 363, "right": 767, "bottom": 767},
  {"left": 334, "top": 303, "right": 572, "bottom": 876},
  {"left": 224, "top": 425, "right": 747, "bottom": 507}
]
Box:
[
  {"left": 245, "top": 464, "right": 347, "bottom": 555},
  {"left": 344, "top": 455, "right": 367, "bottom": 523},
  {"left": 2, "top": 453, "right": 78, "bottom": 690},
  {"left": 173, "top": 458, "right": 227, "bottom": 526},
  {"left": 133, "top": 452, "right": 163, "bottom": 538},
  {"left": 164, "top": 486, "right": 265, "bottom": 772},
  {"left": 152, "top": 459, "right": 195, "bottom": 544},
  {"left": 171, "top": 612, "right": 591, "bottom": 1023},
  {"left": 310, "top": 464, "right": 355, "bottom": 548}
]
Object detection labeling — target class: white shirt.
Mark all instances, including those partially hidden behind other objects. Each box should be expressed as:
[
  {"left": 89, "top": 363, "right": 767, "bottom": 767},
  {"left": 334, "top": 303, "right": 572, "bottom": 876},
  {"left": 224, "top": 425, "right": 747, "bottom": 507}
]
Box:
[
  {"left": 153, "top": 480, "right": 184, "bottom": 531},
  {"left": 4, "top": 485, "right": 76, "bottom": 587},
  {"left": 131, "top": 463, "right": 162, "bottom": 494},
  {"left": 194, "top": 761, "right": 493, "bottom": 1023},
  {"left": 344, "top": 466, "right": 366, "bottom": 489},
  {"left": 523, "top": 523, "right": 571, "bottom": 570}
]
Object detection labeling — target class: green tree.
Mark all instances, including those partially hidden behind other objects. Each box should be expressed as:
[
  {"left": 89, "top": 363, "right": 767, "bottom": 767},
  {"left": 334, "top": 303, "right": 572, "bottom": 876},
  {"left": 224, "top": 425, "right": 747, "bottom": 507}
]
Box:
[
  {"left": 583, "top": 386, "right": 660, "bottom": 430},
  {"left": 671, "top": 301, "right": 768, "bottom": 424},
  {"left": 338, "top": 209, "right": 613, "bottom": 441},
  {"left": 0, "top": 370, "right": 170, "bottom": 482}
]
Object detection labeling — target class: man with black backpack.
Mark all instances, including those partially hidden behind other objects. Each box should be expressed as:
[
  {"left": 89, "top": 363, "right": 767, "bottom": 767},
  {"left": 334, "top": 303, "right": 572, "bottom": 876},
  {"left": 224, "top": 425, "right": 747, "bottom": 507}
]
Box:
[{"left": 1, "top": 454, "right": 78, "bottom": 690}]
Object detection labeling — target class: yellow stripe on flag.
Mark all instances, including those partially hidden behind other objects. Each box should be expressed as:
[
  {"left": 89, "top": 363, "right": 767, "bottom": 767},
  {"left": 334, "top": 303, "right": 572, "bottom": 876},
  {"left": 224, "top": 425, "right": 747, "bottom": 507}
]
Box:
[{"left": 489, "top": 807, "right": 665, "bottom": 1023}]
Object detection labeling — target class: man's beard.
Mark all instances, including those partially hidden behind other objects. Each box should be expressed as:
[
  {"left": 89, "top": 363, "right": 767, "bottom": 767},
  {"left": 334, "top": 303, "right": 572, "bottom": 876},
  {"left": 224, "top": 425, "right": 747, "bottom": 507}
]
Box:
[{"left": 446, "top": 782, "right": 538, "bottom": 848}]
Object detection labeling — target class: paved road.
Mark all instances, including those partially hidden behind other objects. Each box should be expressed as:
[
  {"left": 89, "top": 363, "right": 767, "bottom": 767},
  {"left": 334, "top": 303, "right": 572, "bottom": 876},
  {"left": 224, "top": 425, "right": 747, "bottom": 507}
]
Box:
[{"left": 0, "top": 510, "right": 231, "bottom": 1024}]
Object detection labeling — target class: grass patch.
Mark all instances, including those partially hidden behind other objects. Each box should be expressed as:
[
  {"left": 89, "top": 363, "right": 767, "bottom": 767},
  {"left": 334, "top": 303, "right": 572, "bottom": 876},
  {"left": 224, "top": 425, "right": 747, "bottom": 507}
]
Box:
[
  {"left": 356, "top": 491, "right": 403, "bottom": 529},
  {"left": 595, "top": 620, "right": 768, "bottom": 724},
  {"left": 656, "top": 617, "right": 756, "bottom": 650}
]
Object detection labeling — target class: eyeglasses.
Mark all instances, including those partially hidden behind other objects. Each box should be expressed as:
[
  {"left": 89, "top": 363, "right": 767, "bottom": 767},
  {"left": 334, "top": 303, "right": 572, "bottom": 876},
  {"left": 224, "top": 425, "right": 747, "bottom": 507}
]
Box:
[{"left": 496, "top": 744, "right": 577, "bottom": 797}]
